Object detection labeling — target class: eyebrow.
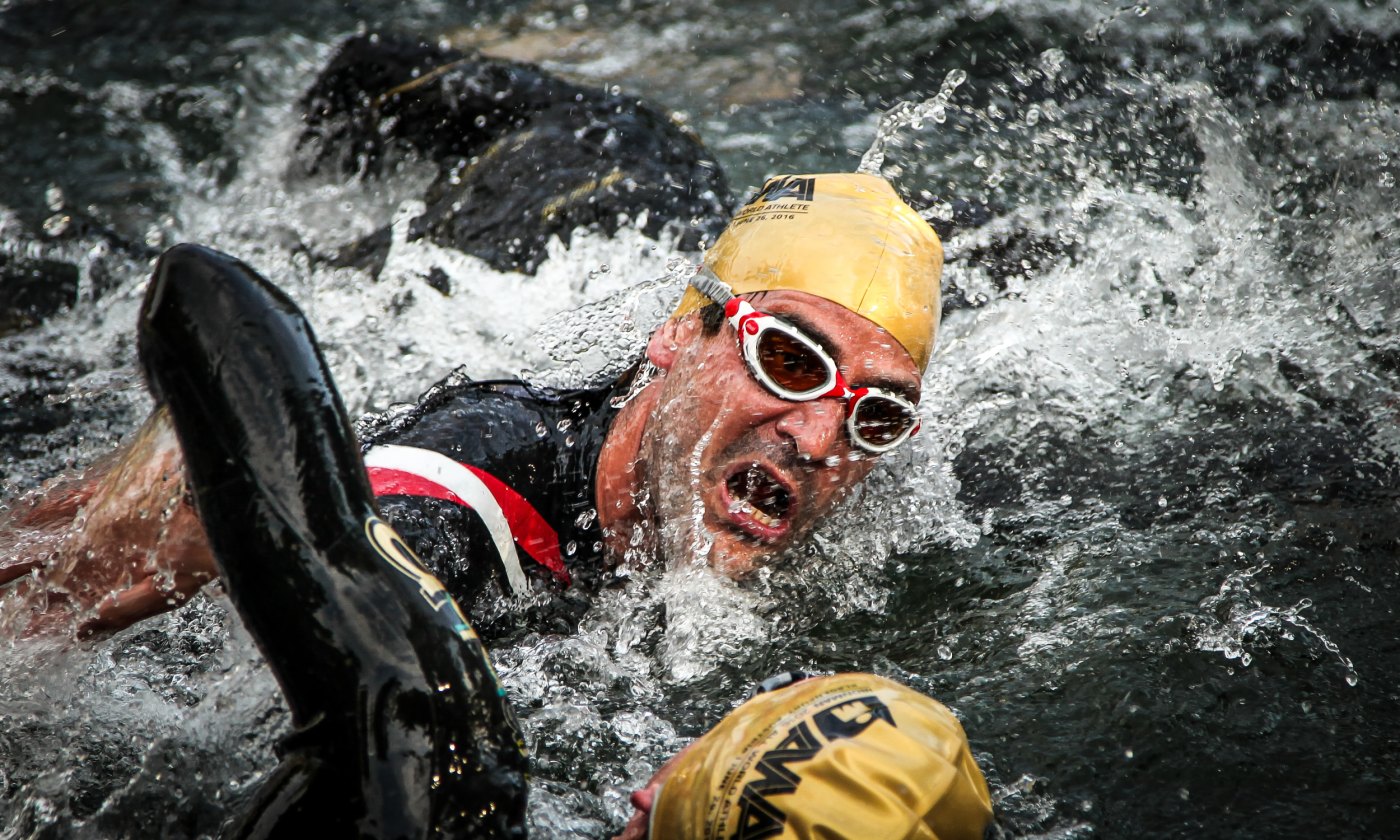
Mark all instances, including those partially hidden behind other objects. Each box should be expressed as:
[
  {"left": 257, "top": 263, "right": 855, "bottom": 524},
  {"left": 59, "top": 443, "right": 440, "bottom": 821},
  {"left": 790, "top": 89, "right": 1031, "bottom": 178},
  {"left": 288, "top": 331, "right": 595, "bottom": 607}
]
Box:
[{"left": 762, "top": 305, "right": 922, "bottom": 402}]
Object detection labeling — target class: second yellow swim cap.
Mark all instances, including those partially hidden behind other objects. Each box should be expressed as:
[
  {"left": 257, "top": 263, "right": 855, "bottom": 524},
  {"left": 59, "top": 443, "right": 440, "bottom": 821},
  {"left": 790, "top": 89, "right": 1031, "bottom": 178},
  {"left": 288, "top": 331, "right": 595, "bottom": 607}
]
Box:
[
  {"left": 649, "top": 674, "right": 993, "bottom": 840},
  {"left": 674, "top": 173, "right": 944, "bottom": 371}
]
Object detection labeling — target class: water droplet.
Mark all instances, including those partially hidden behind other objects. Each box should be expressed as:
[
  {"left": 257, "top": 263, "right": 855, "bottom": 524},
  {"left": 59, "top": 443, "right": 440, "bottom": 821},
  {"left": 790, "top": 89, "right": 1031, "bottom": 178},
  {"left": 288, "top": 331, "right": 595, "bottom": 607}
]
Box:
[
  {"left": 1157, "top": 496, "right": 1168, "bottom": 507},
  {"left": 535, "top": 421, "right": 547, "bottom": 437},
  {"left": 566, "top": 540, "right": 578, "bottom": 555},
  {"left": 1346, "top": 672, "right": 1358, "bottom": 686},
  {"left": 1025, "top": 106, "right": 1042, "bottom": 126},
  {"left": 937, "top": 645, "right": 953, "bottom": 660},
  {"left": 43, "top": 214, "right": 71, "bottom": 236},
  {"left": 599, "top": 263, "right": 610, "bottom": 273},
  {"left": 973, "top": 154, "right": 988, "bottom": 169},
  {"left": 474, "top": 115, "right": 487, "bottom": 128},
  {"left": 557, "top": 418, "right": 572, "bottom": 432}
]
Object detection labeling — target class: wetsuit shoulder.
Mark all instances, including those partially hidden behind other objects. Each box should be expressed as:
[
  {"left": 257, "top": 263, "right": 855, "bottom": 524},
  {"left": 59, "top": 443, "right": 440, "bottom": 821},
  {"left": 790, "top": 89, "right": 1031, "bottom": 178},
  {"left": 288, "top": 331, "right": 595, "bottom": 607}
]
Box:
[{"left": 359, "top": 369, "right": 631, "bottom": 639}]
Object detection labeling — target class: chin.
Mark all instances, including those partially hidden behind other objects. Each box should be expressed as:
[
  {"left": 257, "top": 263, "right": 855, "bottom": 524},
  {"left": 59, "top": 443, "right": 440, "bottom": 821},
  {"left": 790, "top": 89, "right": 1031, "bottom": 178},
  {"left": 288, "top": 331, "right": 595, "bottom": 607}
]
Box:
[{"left": 703, "top": 525, "right": 783, "bottom": 579}]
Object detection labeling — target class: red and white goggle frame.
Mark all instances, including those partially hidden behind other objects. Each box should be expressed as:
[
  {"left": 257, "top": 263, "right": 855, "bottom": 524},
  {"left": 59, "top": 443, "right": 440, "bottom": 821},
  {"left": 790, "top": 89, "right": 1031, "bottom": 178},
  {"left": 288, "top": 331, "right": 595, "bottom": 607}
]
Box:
[{"left": 716, "top": 283, "right": 922, "bottom": 455}]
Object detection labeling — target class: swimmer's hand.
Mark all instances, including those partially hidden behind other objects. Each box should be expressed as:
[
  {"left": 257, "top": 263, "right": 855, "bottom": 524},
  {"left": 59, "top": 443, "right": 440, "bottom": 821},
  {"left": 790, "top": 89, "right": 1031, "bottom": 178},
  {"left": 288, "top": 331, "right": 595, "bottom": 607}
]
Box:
[
  {"left": 612, "top": 741, "right": 697, "bottom": 840},
  {"left": 0, "top": 408, "right": 217, "bottom": 638}
]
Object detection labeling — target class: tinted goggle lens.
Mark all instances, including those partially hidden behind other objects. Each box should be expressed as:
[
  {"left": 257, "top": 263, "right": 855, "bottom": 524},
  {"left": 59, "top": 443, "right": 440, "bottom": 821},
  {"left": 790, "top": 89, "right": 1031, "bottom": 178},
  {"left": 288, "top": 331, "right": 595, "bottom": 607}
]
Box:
[
  {"left": 756, "top": 329, "right": 831, "bottom": 394},
  {"left": 851, "top": 395, "right": 917, "bottom": 447}
]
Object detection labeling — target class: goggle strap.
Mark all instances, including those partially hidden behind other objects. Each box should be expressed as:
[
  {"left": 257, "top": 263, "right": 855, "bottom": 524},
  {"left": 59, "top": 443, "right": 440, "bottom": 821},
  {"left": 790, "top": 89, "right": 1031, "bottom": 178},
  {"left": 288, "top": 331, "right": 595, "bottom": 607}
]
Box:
[{"left": 691, "top": 264, "right": 735, "bottom": 307}]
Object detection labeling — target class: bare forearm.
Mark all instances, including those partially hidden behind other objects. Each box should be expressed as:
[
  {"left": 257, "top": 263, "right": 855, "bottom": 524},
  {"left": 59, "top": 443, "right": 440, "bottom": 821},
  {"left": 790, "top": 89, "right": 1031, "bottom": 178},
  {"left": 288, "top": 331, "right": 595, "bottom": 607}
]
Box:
[{"left": 0, "top": 407, "right": 217, "bottom": 638}]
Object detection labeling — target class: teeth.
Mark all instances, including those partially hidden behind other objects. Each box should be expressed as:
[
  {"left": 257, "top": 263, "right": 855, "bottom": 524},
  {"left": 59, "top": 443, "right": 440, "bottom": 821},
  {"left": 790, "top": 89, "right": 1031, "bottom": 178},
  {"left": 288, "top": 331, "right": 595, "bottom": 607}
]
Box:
[{"left": 729, "top": 499, "right": 777, "bottom": 528}]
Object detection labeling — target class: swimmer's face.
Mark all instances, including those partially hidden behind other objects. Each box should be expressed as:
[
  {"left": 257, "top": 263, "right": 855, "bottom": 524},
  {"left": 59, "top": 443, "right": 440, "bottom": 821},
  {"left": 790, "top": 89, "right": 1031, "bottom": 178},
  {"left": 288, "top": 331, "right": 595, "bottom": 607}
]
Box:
[{"left": 640, "top": 290, "right": 922, "bottom": 577}]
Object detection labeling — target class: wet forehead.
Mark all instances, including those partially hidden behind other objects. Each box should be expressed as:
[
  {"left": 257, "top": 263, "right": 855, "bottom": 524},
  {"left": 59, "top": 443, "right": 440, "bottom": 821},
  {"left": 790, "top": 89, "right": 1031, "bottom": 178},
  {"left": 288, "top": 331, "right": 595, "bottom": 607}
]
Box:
[{"left": 750, "top": 290, "right": 922, "bottom": 399}]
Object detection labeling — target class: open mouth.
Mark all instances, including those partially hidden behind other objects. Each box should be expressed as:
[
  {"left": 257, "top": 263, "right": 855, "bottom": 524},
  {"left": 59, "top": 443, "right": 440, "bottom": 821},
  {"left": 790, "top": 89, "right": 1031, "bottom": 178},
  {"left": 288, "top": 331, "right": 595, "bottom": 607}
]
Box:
[{"left": 725, "top": 464, "right": 792, "bottom": 530}]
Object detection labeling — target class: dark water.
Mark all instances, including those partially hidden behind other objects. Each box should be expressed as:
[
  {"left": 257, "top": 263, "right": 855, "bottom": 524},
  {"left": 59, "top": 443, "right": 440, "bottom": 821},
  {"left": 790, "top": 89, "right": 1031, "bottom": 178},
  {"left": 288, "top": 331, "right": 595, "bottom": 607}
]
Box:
[{"left": 2, "top": 1, "right": 1399, "bottom": 837}]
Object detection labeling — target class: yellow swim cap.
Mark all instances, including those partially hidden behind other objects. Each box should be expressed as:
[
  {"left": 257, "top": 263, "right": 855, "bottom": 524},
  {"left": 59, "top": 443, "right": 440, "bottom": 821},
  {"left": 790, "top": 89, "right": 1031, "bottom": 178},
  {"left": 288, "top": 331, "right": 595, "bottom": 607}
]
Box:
[
  {"left": 649, "top": 674, "right": 993, "bottom": 840},
  {"left": 674, "top": 173, "right": 943, "bottom": 371}
]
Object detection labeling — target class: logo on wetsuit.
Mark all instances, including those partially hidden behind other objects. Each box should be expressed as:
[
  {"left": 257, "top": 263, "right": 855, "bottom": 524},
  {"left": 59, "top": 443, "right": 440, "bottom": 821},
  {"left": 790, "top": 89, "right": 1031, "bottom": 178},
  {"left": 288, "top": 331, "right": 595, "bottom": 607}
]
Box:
[
  {"left": 729, "top": 695, "right": 896, "bottom": 840},
  {"left": 364, "top": 516, "right": 479, "bottom": 643}
]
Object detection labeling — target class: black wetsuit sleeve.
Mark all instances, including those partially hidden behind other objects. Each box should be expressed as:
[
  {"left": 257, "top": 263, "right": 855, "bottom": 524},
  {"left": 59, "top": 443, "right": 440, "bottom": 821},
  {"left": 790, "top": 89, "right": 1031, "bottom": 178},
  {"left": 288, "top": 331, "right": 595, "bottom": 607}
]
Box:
[{"left": 137, "top": 244, "right": 528, "bottom": 839}]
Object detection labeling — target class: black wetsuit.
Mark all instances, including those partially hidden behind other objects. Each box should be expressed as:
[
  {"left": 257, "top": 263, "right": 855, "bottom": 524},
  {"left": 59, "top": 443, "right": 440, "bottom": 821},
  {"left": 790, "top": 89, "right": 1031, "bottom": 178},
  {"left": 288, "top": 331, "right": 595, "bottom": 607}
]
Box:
[
  {"left": 357, "top": 372, "right": 630, "bottom": 640},
  {"left": 139, "top": 244, "right": 528, "bottom": 839}
]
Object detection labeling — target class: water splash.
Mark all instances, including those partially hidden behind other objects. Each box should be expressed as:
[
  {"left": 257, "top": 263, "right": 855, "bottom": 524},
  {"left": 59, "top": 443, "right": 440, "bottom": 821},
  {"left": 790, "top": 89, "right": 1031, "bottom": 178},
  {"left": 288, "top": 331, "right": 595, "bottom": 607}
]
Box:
[
  {"left": 525, "top": 256, "right": 691, "bottom": 390},
  {"left": 1185, "top": 562, "right": 1359, "bottom": 686},
  {"left": 857, "top": 68, "right": 968, "bottom": 177},
  {"left": 1083, "top": 2, "right": 1153, "bottom": 43}
]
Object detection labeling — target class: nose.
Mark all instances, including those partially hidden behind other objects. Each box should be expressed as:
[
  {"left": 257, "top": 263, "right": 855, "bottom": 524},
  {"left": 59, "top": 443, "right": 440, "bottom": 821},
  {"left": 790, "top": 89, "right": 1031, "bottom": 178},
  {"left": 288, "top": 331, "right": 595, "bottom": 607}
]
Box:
[{"left": 775, "top": 398, "right": 847, "bottom": 461}]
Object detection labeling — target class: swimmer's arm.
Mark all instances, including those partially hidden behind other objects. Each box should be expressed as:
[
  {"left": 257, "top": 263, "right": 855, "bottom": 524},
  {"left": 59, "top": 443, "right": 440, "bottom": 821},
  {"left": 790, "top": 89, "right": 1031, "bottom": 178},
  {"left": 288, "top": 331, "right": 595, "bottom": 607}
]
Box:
[
  {"left": 71, "top": 407, "right": 218, "bottom": 635},
  {"left": 1, "top": 408, "right": 218, "bottom": 638}
]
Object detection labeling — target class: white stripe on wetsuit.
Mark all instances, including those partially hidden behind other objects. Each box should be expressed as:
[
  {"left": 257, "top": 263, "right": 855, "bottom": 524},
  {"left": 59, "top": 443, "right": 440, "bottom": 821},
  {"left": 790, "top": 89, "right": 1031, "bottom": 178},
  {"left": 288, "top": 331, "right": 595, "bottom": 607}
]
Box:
[{"left": 363, "top": 444, "right": 530, "bottom": 597}]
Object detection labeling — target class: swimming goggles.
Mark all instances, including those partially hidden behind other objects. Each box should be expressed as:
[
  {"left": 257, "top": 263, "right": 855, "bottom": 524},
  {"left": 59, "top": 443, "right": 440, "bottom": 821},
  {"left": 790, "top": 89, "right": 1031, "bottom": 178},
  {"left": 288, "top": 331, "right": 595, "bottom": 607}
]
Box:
[{"left": 691, "top": 267, "right": 921, "bottom": 454}]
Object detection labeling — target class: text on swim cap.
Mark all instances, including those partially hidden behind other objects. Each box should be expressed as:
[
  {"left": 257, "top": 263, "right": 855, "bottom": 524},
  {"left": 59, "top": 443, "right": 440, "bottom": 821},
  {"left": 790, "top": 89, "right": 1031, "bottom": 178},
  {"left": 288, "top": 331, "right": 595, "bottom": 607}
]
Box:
[{"left": 727, "top": 695, "right": 896, "bottom": 840}]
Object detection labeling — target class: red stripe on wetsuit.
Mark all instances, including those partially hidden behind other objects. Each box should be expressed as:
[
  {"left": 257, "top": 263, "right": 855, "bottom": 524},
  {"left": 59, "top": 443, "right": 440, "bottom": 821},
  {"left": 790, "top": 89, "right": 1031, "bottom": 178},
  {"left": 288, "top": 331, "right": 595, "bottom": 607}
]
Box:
[{"left": 368, "top": 465, "right": 571, "bottom": 584}]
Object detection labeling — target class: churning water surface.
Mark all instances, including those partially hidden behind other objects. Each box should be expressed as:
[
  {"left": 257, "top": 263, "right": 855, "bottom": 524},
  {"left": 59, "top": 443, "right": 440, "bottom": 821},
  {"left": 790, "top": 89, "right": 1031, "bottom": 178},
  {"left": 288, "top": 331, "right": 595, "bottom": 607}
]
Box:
[{"left": 1, "top": 1, "right": 1398, "bottom": 837}]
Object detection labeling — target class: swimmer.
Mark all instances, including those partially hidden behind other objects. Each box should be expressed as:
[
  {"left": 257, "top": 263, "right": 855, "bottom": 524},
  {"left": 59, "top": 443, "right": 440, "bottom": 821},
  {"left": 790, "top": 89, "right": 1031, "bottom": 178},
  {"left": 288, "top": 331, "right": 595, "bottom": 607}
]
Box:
[
  {"left": 137, "top": 246, "right": 987, "bottom": 839},
  {"left": 614, "top": 672, "right": 994, "bottom": 840},
  {"left": 138, "top": 244, "right": 528, "bottom": 837},
  {"left": 3, "top": 172, "right": 944, "bottom": 639}
]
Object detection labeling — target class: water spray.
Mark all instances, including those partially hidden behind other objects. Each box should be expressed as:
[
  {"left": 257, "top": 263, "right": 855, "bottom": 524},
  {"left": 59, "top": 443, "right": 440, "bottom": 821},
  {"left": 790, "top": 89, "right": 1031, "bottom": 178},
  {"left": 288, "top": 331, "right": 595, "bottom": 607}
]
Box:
[{"left": 857, "top": 68, "right": 969, "bottom": 178}]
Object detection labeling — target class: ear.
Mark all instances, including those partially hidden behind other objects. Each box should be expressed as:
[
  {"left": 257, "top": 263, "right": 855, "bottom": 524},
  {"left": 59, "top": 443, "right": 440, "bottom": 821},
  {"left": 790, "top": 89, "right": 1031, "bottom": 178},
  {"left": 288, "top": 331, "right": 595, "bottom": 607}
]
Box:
[{"left": 646, "top": 314, "right": 701, "bottom": 372}]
